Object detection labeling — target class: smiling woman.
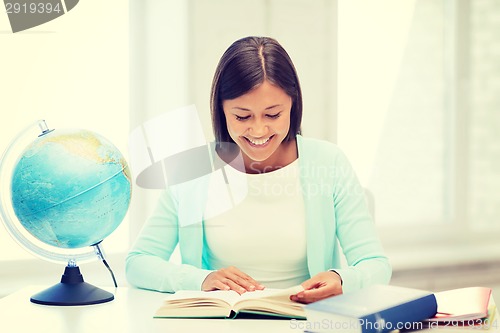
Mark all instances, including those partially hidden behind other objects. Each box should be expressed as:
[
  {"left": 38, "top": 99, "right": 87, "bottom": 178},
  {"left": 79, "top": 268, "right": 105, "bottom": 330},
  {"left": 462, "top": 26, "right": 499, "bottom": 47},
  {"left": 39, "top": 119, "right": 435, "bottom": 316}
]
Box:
[
  {"left": 212, "top": 36, "right": 300, "bottom": 174},
  {"left": 210, "top": 37, "right": 302, "bottom": 142},
  {"left": 123, "top": 0, "right": 500, "bottom": 304},
  {"left": 126, "top": 36, "right": 391, "bottom": 304},
  {"left": 221, "top": 81, "right": 295, "bottom": 173}
]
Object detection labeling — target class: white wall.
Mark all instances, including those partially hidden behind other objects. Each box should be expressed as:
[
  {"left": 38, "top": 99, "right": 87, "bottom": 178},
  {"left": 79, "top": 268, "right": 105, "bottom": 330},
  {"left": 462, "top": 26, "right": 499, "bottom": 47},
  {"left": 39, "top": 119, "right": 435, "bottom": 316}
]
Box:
[{"left": 0, "top": 0, "right": 129, "bottom": 296}]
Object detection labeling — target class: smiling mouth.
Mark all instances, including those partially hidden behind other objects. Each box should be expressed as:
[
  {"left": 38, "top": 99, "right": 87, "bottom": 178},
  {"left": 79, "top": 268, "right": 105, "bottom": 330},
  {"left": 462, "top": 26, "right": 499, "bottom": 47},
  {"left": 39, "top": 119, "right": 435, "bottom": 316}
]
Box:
[{"left": 245, "top": 135, "right": 274, "bottom": 147}]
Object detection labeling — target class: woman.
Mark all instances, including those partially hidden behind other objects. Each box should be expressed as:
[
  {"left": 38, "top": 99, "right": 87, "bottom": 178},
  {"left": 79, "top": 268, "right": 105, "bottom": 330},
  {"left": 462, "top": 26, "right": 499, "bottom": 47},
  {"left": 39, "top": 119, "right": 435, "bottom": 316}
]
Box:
[{"left": 126, "top": 36, "right": 391, "bottom": 304}]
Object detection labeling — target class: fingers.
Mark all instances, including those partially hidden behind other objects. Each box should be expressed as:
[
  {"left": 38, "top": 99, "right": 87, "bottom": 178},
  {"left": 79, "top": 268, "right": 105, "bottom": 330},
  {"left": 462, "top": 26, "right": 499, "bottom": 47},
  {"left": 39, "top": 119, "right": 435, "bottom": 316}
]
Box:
[
  {"left": 301, "top": 280, "right": 325, "bottom": 292},
  {"left": 225, "top": 278, "right": 250, "bottom": 295},
  {"left": 291, "top": 287, "right": 336, "bottom": 304},
  {"left": 290, "top": 271, "right": 343, "bottom": 304},
  {"left": 229, "top": 266, "right": 265, "bottom": 291},
  {"left": 211, "top": 279, "right": 231, "bottom": 291},
  {"left": 201, "top": 266, "right": 264, "bottom": 294},
  {"left": 222, "top": 267, "right": 255, "bottom": 291}
]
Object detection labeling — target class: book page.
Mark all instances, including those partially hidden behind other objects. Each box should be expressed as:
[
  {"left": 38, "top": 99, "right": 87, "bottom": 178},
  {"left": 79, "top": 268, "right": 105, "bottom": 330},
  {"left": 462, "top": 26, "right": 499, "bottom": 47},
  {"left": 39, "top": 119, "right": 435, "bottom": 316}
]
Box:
[
  {"left": 425, "top": 287, "right": 492, "bottom": 322},
  {"left": 154, "top": 290, "right": 240, "bottom": 318},
  {"left": 163, "top": 289, "right": 242, "bottom": 305},
  {"left": 232, "top": 285, "right": 306, "bottom": 318},
  {"left": 155, "top": 285, "right": 305, "bottom": 318},
  {"left": 237, "top": 285, "right": 304, "bottom": 302}
]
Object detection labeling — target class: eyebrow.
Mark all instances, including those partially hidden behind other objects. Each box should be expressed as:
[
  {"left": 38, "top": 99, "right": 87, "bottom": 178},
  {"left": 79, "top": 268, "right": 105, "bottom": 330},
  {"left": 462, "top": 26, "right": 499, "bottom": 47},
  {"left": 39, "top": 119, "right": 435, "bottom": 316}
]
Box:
[{"left": 232, "top": 104, "right": 282, "bottom": 112}]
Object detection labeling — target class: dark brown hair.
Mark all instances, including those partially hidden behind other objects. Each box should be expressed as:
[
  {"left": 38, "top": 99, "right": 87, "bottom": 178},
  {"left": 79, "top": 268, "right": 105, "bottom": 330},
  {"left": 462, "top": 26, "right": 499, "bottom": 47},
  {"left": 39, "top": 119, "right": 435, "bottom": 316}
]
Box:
[{"left": 210, "top": 36, "right": 303, "bottom": 144}]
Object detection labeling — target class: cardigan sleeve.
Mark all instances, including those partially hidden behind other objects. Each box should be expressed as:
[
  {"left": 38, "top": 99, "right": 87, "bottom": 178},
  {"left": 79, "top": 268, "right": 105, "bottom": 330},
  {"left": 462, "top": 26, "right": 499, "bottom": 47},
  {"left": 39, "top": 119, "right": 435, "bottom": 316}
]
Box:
[
  {"left": 329, "top": 148, "right": 392, "bottom": 293},
  {"left": 125, "top": 189, "right": 212, "bottom": 292}
]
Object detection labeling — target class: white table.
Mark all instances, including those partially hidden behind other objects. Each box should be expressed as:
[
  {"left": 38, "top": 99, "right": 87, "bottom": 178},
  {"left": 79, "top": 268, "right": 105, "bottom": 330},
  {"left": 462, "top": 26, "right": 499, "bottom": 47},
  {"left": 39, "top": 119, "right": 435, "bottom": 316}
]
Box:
[
  {"left": 0, "top": 286, "right": 498, "bottom": 333},
  {"left": 0, "top": 286, "right": 302, "bottom": 333}
]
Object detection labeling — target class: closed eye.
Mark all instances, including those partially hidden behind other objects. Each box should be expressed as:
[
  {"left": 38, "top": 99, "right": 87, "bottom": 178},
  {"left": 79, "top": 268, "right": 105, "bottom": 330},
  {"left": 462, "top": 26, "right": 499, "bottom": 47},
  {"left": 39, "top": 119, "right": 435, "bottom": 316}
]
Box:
[
  {"left": 266, "top": 112, "right": 281, "bottom": 119},
  {"left": 235, "top": 115, "right": 251, "bottom": 121}
]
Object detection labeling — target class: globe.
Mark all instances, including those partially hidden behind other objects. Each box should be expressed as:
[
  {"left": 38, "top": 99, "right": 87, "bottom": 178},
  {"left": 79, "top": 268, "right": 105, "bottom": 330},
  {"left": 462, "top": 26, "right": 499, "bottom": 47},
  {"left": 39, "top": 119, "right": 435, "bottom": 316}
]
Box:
[
  {"left": 0, "top": 120, "right": 132, "bottom": 306},
  {"left": 11, "top": 128, "right": 131, "bottom": 249}
]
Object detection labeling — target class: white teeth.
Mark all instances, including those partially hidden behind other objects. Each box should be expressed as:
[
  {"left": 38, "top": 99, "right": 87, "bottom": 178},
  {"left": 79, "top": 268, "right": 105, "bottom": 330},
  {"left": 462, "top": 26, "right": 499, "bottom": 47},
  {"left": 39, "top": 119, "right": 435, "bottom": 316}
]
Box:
[{"left": 248, "top": 136, "right": 271, "bottom": 145}]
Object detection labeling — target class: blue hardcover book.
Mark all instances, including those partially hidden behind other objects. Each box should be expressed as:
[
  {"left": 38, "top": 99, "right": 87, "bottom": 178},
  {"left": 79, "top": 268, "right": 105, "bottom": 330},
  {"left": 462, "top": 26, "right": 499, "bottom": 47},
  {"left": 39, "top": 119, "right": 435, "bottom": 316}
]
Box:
[{"left": 303, "top": 285, "right": 437, "bottom": 333}]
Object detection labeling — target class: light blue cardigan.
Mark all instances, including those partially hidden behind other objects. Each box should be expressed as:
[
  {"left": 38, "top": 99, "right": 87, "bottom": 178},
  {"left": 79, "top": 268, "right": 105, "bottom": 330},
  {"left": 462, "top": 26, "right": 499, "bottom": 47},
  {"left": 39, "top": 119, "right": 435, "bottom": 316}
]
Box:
[{"left": 126, "top": 135, "right": 391, "bottom": 293}]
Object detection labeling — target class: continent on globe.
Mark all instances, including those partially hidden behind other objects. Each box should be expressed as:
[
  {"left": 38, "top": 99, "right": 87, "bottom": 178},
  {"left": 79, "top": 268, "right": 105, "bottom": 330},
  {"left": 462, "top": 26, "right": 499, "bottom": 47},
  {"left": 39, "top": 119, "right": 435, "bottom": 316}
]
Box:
[{"left": 11, "top": 129, "right": 131, "bottom": 249}]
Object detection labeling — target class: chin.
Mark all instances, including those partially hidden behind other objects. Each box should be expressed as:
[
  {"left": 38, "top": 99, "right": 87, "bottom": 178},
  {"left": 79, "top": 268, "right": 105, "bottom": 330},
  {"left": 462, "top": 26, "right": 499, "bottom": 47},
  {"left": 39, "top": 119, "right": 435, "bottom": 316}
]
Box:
[{"left": 242, "top": 151, "right": 272, "bottom": 163}]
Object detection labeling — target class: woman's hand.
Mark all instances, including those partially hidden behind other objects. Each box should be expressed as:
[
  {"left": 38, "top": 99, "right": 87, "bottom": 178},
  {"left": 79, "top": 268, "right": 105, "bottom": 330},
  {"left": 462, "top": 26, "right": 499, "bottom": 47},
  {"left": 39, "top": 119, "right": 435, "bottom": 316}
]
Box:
[
  {"left": 290, "top": 271, "right": 343, "bottom": 304},
  {"left": 201, "top": 266, "right": 265, "bottom": 295}
]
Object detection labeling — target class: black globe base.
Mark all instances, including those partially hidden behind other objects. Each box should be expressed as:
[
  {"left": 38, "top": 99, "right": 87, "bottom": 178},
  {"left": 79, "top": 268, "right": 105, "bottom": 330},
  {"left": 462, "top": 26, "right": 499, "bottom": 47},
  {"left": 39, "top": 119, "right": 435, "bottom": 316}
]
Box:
[{"left": 30, "top": 265, "right": 114, "bottom": 306}]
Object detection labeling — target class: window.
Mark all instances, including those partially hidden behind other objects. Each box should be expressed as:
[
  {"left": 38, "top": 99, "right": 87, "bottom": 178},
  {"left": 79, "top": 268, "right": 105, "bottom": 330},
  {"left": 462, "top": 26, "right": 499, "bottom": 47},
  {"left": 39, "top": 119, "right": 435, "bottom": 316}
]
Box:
[
  {"left": 338, "top": 1, "right": 451, "bottom": 227},
  {"left": 337, "top": 1, "right": 500, "bottom": 242}
]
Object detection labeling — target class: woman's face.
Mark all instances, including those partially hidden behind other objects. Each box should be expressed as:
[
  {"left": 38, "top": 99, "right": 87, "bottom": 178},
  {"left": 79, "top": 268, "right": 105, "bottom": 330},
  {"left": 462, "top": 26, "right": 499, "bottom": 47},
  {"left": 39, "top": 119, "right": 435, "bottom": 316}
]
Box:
[{"left": 222, "top": 80, "right": 293, "bottom": 170}]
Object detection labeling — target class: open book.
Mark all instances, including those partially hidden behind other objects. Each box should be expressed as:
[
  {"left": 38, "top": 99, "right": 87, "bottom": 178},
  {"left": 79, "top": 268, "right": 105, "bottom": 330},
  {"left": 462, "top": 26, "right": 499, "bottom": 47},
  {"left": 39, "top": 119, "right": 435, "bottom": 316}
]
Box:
[
  {"left": 154, "top": 285, "right": 305, "bottom": 319},
  {"left": 424, "top": 287, "right": 492, "bottom": 325}
]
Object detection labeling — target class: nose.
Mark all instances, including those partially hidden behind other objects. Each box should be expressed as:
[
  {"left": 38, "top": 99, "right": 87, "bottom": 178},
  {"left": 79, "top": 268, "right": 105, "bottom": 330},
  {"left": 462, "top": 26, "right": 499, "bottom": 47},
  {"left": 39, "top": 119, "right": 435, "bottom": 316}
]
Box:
[{"left": 249, "top": 118, "right": 268, "bottom": 137}]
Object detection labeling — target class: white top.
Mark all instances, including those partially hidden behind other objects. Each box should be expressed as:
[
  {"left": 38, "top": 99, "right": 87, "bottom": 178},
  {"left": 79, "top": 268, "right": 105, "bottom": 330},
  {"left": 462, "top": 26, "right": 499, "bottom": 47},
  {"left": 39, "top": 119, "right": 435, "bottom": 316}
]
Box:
[{"left": 204, "top": 159, "right": 309, "bottom": 288}]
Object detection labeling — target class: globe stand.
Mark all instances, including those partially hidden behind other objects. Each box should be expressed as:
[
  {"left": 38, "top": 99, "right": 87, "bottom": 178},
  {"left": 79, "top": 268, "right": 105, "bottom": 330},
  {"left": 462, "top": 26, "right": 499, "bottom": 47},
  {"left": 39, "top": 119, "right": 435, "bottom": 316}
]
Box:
[{"left": 30, "top": 265, "right": 114, "bottom": 306}]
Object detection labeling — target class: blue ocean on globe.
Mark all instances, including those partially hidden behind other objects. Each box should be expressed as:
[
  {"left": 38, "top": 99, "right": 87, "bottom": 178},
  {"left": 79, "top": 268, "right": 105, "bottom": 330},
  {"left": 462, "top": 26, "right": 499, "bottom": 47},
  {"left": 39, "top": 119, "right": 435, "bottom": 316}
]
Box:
[{"left": 10, "top": 129, "right": 132, "bottom": 249}]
